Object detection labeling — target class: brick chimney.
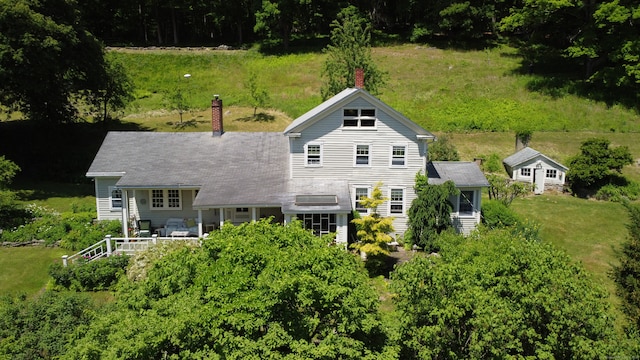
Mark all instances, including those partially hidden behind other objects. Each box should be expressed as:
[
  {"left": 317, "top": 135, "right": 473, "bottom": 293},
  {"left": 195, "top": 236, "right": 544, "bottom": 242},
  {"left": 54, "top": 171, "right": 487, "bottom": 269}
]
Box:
[
  {"left": 211, "top": 95, "right": 223, "bottom": 136},
  {"left": 355, "top": 68, "right": 364, "bottom": 89}
]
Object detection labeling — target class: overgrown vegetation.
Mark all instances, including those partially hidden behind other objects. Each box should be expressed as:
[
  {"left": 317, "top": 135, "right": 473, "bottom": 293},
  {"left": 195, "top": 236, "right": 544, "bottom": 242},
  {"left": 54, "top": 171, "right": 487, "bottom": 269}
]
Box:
[
  {"left": 391, "top": 230, "right": 637, "bottom": 359},
  {"left": 613, "top": 202, "right": 640, "bottom": 330},
  {"left": 49, "top": 255, "right": 129, "bottom": 291}
]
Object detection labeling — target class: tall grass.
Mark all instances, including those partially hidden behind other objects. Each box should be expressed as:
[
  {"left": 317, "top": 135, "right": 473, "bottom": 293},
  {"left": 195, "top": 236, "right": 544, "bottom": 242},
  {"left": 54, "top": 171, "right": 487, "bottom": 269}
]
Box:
[{"left": 114, "top": 45, "right": 640, "bottom": 133}]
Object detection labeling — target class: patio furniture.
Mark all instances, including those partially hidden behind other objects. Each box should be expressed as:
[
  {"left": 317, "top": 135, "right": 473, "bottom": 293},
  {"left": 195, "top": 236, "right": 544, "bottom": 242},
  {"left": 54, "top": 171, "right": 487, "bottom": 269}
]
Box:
[{"left": 138, "top": 220, "right": 152, "bottom": 237}]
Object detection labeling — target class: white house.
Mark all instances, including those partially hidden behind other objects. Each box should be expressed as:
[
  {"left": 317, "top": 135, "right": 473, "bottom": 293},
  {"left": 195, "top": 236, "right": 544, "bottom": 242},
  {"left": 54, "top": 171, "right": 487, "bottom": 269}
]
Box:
[
  {"left": 87, "top": 75, "right": 489, "bottom": 244},
  {"left": 503, "top": 147, "right": 568, "bottom": 194}
]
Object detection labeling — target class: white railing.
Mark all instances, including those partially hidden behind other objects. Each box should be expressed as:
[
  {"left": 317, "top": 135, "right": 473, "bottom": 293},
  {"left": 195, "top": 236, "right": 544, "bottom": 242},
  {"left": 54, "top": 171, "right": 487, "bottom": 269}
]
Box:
[{"left": 62, "top": 234, "right": 201, "bottom": 266}]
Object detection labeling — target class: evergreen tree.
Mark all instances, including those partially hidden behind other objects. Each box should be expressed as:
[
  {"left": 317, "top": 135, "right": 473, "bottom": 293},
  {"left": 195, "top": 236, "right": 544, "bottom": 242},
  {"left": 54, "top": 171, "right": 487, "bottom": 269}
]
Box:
[
  {"left": 406, "top": 174, "right": 458, "bottom": 252},
  {"left": 351, "top": 182, "right": 394, "bottom": 257}
]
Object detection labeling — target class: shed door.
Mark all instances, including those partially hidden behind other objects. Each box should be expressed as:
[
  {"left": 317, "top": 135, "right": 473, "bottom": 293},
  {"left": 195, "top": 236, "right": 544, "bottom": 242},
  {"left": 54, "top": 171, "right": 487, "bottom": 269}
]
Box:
[{"left": 534, "top": 167, "right": 545, "bottom": 194}]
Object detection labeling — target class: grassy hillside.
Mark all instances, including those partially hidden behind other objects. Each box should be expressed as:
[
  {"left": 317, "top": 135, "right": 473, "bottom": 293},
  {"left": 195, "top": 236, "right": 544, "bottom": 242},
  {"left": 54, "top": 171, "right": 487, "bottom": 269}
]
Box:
[{"left": 115, "top": 45, "right": 640, "bottom": 133}]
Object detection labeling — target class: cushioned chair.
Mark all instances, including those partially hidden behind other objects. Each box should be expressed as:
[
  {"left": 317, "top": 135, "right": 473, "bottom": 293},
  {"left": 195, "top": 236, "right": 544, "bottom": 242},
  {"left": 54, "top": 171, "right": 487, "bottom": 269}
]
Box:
[{"left": 138, "top": 220, "right": 152, "bottom": 237}]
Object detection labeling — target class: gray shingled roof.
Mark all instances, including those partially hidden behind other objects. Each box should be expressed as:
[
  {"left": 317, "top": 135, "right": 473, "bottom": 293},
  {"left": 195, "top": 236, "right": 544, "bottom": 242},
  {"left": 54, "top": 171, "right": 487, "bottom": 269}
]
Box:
[
  {"left": 281, "top": 178, "right": 352, "bottom": 213},
  {"left": 427, "top": 161, "right": 489, "bottom": 187},
  {"left": 86, "top": 131, "right": 290, "bottom": 207},
  {"left": 503, "top": 147, "right": 568, "bottom": 170}
]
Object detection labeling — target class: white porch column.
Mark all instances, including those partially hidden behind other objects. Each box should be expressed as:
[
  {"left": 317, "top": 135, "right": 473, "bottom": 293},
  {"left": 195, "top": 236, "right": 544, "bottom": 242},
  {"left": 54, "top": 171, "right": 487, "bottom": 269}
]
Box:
[
  {"left": 251, "top": 208, "right": 257, "bottom": 222},
  {"left": 219, "top": 208, "right": 225, "bottom": 228},
  {"left": 122, "top": 189, "right": 130, "bottom": 238},
  {"left": 197, "top": 209, "right": 203, "bottom": 236}
]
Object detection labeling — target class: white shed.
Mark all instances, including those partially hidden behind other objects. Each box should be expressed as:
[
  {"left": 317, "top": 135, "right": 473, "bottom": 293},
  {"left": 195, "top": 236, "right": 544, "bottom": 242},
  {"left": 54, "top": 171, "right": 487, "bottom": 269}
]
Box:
[{"left": 503, "top": 147, "right": 568, "bottom": 194}]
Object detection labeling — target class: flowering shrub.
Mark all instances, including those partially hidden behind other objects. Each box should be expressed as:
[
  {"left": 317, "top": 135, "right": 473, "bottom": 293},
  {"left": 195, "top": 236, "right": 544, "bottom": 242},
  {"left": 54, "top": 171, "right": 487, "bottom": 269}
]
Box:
[{"left": 0, "top": 206, "right": 122, "bottom": 249}]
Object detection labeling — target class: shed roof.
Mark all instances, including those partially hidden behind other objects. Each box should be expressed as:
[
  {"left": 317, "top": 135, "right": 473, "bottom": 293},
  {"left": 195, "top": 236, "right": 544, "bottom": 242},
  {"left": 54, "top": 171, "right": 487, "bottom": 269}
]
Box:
[
  {"left": 503, "top": 147, "right": 568, "bottom": 171},
  {"left": 427, "top": 161, "right": 490, "bottom": 187}
]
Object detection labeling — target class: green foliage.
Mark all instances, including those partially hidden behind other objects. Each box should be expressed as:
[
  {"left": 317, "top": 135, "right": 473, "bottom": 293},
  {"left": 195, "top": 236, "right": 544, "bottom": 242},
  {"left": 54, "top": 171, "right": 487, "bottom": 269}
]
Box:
[
  {"left": 66, "top": 219, "right": 394, "bottom": 358},
  {"left": 85, "top": 53, "right": 135, "bottom": 123},
  {"left": 0, "top": 291, "right": 94, "bottom": 359},
  {"left": 486, "top": 173, "right": 532, "bottom": 206},
  {"left": 0, "top": 0, "right": 106, "bottom": 123},
  {"left": 0, "top": 208, "right": 121, "bottom": 250},
  {"left": 481, "top": 199, "right": 521, "bottom": 229},
  {"left": 321, "top": 6, "right": 387, "bottom": 99},
  {"left": 479, "top": 153, "right": 504, "bottom": 173},
  {"left": 595, "top": 181, "right": 640, "bottom": 202},
  {"left": 428, "top": 135, "right": 460, "bottom": 161},
  {"left": 245, "top": 71, "right": 270, "bottom": 117},
  {"left": 406, "top": 174, "right": 458, "bottom": 251},
  {"left": 351, "top": 182, "right": 395, "bottom": 257},
  {"left": 613, "top": 202, "right": 640, "bottom": 329},
  {"left": 0, "top": 156, "right": 20, "bottom": 189},
  {"left": 391, "top": 230, "right": 627, "bottom": 359},
  {"left": 567, "top": 137, "right": 634, "bottom": 192},
  {"left": 49, "top": 255, "right": 130, "bottom": 291}
]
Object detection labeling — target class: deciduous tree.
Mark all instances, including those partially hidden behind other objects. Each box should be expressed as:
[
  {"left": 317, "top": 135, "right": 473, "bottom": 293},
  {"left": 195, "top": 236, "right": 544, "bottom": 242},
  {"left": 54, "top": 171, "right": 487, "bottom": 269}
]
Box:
[
  {"left": 391, "top": 230, "right": 626, "bottom": 359},
  {"left": 351, "top": 182, "right": 395, "bottom": 257},
  {"left": 613, "top": 202, "right": 640, "bottom": 329},
  {"left": 567, "top": 137, "right": 633, "bottom": 192},
  {"left": 321, "top": 6, "right": 386, "bottom": 100}
]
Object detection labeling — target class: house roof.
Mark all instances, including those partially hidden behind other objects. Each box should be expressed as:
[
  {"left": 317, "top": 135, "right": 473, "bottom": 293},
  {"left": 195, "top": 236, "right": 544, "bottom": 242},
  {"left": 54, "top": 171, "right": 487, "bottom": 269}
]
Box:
[
  {"left": 283, "top": 87, "right": 435, "bottom": 139},
  {"left": 86, "top": 131, "right": 290, "bottom": 207},
  {"left": 503, "top": 147, "right": 568, "bottom": 171},
  {"left": 281, "top": 178, "right": 352, "bottom": 214},
  {"left": 427, "top": 161, "right": 490, "bottom": 187}
]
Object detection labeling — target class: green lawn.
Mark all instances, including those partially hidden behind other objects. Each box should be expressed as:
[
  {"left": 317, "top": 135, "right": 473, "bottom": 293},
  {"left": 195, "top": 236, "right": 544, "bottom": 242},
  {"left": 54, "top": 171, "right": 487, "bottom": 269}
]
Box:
[
  {"left": 0, "top": 246, "right": 67, "bottom": 296},
  {"left": 510, "top": 194, "right": 629, "bottom": 309}
]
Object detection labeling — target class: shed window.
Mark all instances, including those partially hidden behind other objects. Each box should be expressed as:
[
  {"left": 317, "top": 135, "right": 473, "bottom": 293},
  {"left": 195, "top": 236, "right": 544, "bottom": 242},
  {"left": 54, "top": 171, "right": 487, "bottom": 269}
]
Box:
[
  {"left": 520, "top": 168, "right": 531, "bottom": 177},
  {"left": 546, "top": 169, "right": 557, "bottom": 178}
]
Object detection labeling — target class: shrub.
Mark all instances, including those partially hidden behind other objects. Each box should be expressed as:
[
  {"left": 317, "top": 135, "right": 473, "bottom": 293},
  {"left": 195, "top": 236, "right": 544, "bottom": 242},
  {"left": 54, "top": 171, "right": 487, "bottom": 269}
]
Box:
[
  {"left": 480, "top": 153, "right": 503, "bottom": 173},
  {"left": 482, "top": 200, "right": 520, "bottom": 228},
  {"left": 49, "top": 254, "right": 130, "bottom": 291},
  {"left": 595, "top": 182, "right": 640, "bottom": 202}
]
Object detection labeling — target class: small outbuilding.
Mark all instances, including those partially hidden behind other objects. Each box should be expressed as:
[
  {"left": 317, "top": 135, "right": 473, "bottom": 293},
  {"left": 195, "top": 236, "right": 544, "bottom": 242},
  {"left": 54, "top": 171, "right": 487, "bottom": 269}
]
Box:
[{"left": 503, "top": 147, "right": 568, "bottom": 194}]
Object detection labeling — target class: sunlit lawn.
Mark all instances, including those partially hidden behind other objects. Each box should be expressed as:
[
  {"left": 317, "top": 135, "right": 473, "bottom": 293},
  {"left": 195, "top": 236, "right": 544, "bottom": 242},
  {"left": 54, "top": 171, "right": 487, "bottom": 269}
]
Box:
[{"left": 0, "top": 246, "right": 67, "bottom": 296}]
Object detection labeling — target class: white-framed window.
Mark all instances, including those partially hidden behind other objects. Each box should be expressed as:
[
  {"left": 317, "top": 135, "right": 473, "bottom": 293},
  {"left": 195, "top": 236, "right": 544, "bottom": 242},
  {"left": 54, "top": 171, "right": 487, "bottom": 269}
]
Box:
[
  {"left": 343, "top": 108, "right": 376, "bottom": 128},
  {"left": 390, "top": 145, "right": 407, "bottom": 167},
  {"left": 109, "top": 186, "right": 122, "bottom": 210},
  {"left": 389, "top": 188, "right": 405, "bottom": 215},
  {"left": 354, "top": 187, "right": 370, "bottom": 214},
  {"left": 546, "top": 169, "right": 557, "bottom": 178},
  {"left": 296, "top": 213, "right": 337, "bottom": 236},
  {"left": 520, "top": 168, "right": 531, "bottom": 177},
  {"left": 354, "top": 144, "right": 370, "bottom": 166},
  {"left": 305, "top": 143, "right": 323, "bottom": 166},
  {"left": 150, "top": 189, "right": 182, "bottom": 210},
  {"left": 458, "top": 190, "right": 475, "bottom": 216}
]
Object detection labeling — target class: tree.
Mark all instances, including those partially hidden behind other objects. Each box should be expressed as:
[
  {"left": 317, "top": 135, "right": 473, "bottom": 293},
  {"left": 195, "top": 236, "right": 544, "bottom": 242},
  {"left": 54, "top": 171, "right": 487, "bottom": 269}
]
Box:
[
  {"left": 613, "top": 202, "right": 640, "bottom": 329},
  {"left": 391, "top": 230, "right": 627, "bottom": 359},
  {"left": 321, "top": 6, "right": 386, "bottom": 100},
  {"left": 0, "top": 292, "right": 94, "bottom": 359},
  {"left": 351, "top": 182, "right": 395, "bottom": 258},
  {"left": 85, "top": 53, "right": 134, "bottom": 125},
  {"left": 0, "top": 156, "right": 20, "bottom": 189},
  {"left": 428, "top": 135, "right": 460, "bottom": 161},
  {"left": 245, "top": 71, "right": 270, "bottom": 117},
  {"left": 567, "top": 137, "right": 633, "bottom": 192},
  {"left": 486, "top": 173, "right": 531, "bottom": 207},
  {"left": 66, "top": 219, "right": 393, "bottom": 358},
  {"left": 0, "top": 0, "right": 107, "bottom": 123},
  {"left": 405, "top": 173, "right": 458, "bottom": 251}
]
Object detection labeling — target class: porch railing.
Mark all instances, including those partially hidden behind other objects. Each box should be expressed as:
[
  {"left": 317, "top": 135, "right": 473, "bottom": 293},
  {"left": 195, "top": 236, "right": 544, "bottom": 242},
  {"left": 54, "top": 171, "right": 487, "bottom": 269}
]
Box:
[{"left": 62, "top": 234, "right": 200, "bottom": 267}]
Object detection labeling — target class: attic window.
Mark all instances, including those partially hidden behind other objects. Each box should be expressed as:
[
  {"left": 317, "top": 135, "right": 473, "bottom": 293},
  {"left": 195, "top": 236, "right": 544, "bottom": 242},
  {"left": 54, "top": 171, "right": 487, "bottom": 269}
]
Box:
[
  {"left": 295, "top": 195, "right": 338, "bottom": 206},
  {"left": 343, "top": 108, "right": 376, "bottom": 128}
]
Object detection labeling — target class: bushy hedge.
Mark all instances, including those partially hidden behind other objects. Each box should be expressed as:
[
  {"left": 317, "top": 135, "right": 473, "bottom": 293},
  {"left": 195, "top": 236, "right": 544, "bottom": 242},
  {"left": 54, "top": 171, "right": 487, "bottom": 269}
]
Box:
[
  {"left": 595, "top": 181, "right": 640, "bottom": 202},
  {"left": 49, "top": 254, "right": 130, "bottom": 291},
  {"left": 0, "top": 205, "right": 121, "bottom": 250},
  {"left": 482, "top": 200, "right": 520, "bottom": 229}
]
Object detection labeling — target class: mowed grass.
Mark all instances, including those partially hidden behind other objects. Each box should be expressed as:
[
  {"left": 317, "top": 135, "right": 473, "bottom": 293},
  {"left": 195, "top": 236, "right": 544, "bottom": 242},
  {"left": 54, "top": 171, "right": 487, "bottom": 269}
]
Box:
[{"left": 0, "top": 246, "right": 67, "bottom": 296}]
